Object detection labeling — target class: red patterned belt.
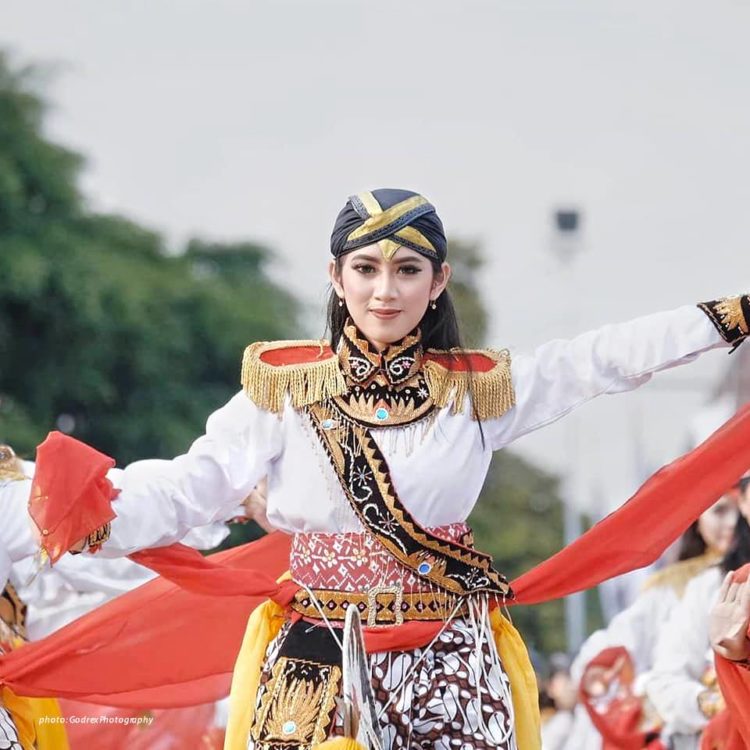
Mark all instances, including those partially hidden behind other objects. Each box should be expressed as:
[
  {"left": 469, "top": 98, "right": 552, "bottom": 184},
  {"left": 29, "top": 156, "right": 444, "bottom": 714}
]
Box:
[{"left": 289, "top": 523, "right": 474, "bottom": 626}]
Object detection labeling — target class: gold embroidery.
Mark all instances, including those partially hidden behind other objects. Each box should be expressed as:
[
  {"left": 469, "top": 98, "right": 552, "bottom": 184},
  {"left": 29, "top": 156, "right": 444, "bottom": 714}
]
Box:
[
  {"left": 241, "top": 340, "right": 346, "bottom": 413},
  {"left": 251, "top": 657, "right": 341, "bottom": 747},
  {"left": 291, "top": 587, "right": 468, "bottom": 626},
  {"left": 423, "top": 348, "right": 515, "bottom": 421},
  {"left": 0, "top": 582, "right": 28, "bottom": 642},
  {"left": 0, "top": 445, "right": 26, "bottom": 482},
  {"left": 266, "top": 677, "right": 324, "bottom": 740},
  {"left": 698, "top": 295, "right": 750, "bottom": 347},
  {"left": 340, "top": 323, "right": 422, "bottom": 384},
  {"left": 335, "top": 390, "right": 433, "bottom": 426},
  {"left": 87, "top": 523, "right": 111, "bottom": 551},
  {"left": 715, "top": 296, "right": 749, "bottom": 336},
  {"left": 333, "top": 323, "right": 433, "bottom": 427}
]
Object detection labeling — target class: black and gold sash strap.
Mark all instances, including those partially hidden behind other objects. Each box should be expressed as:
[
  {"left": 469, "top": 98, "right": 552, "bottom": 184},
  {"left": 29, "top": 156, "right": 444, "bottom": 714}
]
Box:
[
  {"left": 698, "top": 295, "right": 750, "bottom": 350},
  {"left": 306, "top": 402, "right": 512, "bottom": 599},
  {"left": 292, "top": 587, "right": 469, "bottom": 627}
]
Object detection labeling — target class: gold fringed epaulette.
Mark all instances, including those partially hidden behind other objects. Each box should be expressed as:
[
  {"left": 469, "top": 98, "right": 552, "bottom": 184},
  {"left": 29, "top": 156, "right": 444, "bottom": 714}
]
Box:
[
  {"left": 422, "top": 348, "right": 515, "bottom": 421},
  {"left": 641, "top": 552, "right": 720, "bottom": 599},
  {"left": 241, "top": 340, "right": 347, "bottom": 413}
]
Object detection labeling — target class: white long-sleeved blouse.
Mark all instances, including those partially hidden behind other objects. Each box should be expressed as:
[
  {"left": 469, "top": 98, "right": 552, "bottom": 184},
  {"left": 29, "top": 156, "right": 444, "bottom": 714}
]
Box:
[
  {"left": 644, "top": 566, "right": 721, "bottom": 741},
  {"left": 0, "top": 462, "right": 39, "bottom": 593},
  {"left": 0, "top": 461, "right": 234, "bottom": 638},
  {"left": 98, "top": 305, "right": 728, "bottom": 557}
]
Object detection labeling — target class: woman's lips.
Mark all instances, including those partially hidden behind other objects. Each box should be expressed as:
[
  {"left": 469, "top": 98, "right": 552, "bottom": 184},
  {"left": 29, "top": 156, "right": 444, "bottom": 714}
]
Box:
[{"left": 370, "top": 309, "right": 401, "bottom": 319}]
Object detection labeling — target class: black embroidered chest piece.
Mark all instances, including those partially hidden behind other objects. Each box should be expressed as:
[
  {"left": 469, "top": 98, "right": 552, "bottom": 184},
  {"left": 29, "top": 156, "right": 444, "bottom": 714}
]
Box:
[{"left": 335, "top": 320, "right": 434, "bottom": 427}]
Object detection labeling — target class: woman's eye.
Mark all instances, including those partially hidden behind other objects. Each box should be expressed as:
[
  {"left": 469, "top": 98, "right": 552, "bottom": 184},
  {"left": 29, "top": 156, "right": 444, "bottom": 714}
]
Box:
[
  {"left": 353, "top": 264, "right": 376, "bottom": 274},
  {"left": 398, "top": 265, "right": 421, "bottom": 275}
]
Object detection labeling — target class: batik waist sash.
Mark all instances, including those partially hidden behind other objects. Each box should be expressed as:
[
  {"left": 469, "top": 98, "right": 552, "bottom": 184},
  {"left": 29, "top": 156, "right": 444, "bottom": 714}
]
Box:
[{"left": 290, "top": 524, "right": 474, "bottom": 626}]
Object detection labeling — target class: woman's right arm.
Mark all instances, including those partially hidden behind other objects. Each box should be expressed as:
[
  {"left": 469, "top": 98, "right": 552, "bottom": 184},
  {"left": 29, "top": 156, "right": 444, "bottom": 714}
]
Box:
[{"left": 97, "top": 391, "right": 283, "bottom": 557}]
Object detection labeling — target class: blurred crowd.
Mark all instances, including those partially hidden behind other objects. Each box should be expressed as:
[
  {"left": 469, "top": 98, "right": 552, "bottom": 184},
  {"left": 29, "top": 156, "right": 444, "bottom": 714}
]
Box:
[{"left": 539, "top": 475, "right": 750, "bottom": 750}]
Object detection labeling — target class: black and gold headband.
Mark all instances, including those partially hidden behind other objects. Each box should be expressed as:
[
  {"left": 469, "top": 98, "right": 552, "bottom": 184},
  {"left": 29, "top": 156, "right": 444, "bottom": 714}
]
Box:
[{"left": 330, "top": 188, "right": 447, "bottom": 262}]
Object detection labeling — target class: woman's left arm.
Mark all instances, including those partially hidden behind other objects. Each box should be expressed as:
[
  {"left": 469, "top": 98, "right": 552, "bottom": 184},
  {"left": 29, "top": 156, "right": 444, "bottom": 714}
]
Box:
[{"left": 487, "top": 296, "right": 748, "bottom": 450}]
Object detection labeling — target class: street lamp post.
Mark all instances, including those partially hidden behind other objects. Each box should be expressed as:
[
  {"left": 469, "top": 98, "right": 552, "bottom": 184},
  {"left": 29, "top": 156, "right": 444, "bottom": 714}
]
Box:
[{"left": 551, "top": 206, "right": 587, "bottom": 654}]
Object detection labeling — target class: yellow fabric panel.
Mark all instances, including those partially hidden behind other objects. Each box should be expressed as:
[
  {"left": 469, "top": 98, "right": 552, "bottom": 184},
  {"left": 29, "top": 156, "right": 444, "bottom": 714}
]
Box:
[
  {"left": 490, "top": 608, "right": 541, "bottom": 750},
  {"left": 2, "top": 687, "right": 36, "bottom": 750},
  {"left": 224, "top": 593, "right": 541, "bottom": 750},
  {"left": 2, "top": 640, "right": 69, "bottom": 750},
  {"left": 1, "top": 689, "right": 68, "bottom": 750},
  {"left": 313, "top": 740, "right": 367, "bottom": 750},
  {"left": 224, "top": 597, "right": 286, "bottom": 750},
  {"left": 28, "top": 697, "right": 70, "bottom": 750}
]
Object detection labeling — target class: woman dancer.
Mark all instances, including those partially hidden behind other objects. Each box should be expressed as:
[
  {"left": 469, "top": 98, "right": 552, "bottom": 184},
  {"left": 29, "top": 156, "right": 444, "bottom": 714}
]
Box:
[{"left": 28, "top": 189, "right": 749, "bottom": 749}]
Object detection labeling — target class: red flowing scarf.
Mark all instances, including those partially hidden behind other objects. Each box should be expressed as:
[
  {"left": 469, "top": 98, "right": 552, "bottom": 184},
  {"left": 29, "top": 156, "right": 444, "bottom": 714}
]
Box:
[{"left": 1, "top": 405, "right": 750, "bottom": 707}]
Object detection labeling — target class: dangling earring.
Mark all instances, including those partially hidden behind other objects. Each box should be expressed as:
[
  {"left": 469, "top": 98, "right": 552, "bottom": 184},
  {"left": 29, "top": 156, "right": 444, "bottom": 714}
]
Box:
[
  {"left": 430, "top": 299, "right": 437, "bottom": 310},
  {"left": 338, "top": 298, "right": 344, "bottom": 308}
]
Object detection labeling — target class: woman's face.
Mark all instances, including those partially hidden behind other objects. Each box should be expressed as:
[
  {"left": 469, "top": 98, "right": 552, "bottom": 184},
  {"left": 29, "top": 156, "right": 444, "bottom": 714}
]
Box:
[
  {"left": 330, "top": 244, "right": 451, "bottom": 350},
  {"left": 697, "top": 494, "right": 740, "bottom": 554}
]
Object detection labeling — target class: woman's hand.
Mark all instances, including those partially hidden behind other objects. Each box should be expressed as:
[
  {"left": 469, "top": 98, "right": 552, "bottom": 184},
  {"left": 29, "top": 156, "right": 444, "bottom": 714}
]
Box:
[
  {"left": 709, "top": 571, "right": 750, "bottom": 661},
  {"left": 580, "top": 654, "right": 628, "bottom": 698},
  {"left": 69, "top": 538, "right": 88, "bottom": 554},
  {"left": 242, "top": 477, "right": 274, "bottom": 532}
]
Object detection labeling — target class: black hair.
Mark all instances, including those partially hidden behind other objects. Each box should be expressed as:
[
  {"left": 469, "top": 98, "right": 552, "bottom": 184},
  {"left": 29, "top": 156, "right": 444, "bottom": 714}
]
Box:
[
  {"left": 722, "top": 514, "right": 750, "bottom": 574},
  {"left": 677, "top": 520, "right": 709, "bottom": 562}
]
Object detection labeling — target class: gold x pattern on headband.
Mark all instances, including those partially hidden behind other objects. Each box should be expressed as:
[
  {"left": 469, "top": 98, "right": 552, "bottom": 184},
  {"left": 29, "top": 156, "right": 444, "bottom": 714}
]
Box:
[{"left": 347, "top": 192, "right": 438, "bottom": 261}]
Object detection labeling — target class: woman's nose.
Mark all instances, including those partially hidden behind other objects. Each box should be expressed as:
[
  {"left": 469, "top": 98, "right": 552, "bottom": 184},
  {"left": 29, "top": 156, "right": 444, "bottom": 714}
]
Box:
[{"left": 374, "top": 272, "right": 397, "bottom": 300}]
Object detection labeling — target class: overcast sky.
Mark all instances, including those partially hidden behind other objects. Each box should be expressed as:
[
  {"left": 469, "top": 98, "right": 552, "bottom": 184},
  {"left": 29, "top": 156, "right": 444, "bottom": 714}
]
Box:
[{"left": 4, "top": 0, "right": 749, "bottom": 514}]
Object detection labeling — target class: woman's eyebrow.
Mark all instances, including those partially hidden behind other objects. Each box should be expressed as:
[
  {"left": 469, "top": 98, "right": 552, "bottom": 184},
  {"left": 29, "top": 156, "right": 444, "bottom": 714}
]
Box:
[
  {"left": 350, "top": 252, "right": 381, "bottom": 263},
  {"left": 392, "top": 256, "right": 424, "bottom": 264}
]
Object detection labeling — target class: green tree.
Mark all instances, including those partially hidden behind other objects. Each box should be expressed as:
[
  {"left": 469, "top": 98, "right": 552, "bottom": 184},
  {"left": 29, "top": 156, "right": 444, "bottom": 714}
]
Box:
[
  {"left": 0, "top": 55, "right": 299, "bottom": 467},
  {"left": 447, "top": 238, "right": 488, "bottom": 347}
]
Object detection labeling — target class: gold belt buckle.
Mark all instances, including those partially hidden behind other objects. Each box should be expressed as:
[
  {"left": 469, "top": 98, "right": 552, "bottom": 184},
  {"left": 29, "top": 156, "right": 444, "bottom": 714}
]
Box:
[{"left": 366, "top": 584, "right": 403, "bottom": 627}]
